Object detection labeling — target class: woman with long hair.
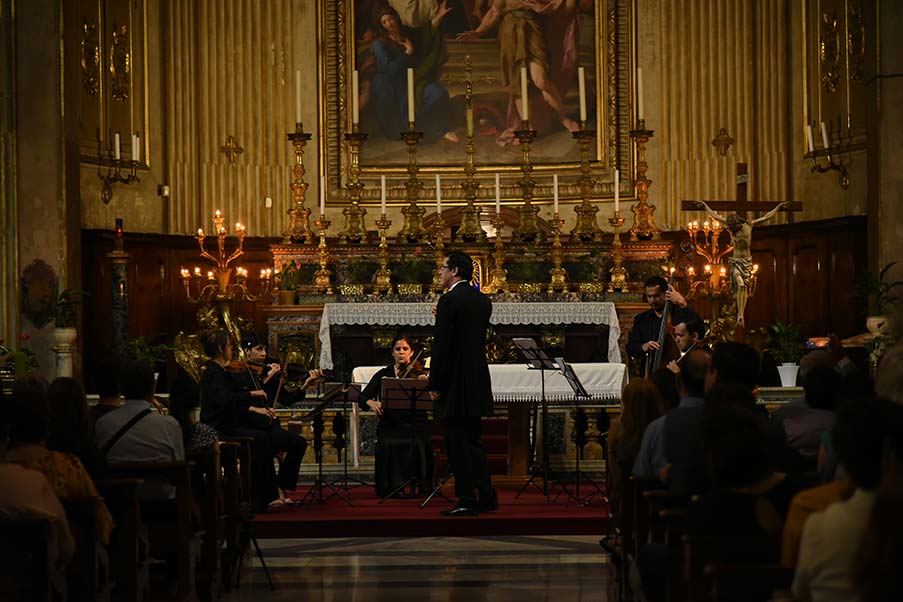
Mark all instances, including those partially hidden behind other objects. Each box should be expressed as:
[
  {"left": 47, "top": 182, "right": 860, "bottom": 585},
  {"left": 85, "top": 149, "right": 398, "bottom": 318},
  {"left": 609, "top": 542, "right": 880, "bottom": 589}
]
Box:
[{"left": 46, "top": 376, "right": 108, "bottom": 479}]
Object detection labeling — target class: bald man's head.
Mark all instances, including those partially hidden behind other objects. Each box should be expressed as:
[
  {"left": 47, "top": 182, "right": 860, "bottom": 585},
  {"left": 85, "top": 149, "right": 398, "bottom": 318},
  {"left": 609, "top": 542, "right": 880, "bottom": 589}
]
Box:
[{"left": 680, "top": 348, "right": 712, "bottom": 398}]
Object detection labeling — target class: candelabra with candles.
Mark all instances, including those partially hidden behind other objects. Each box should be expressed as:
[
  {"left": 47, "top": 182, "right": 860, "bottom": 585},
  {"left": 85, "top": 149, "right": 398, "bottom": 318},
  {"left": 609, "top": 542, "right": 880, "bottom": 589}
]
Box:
[
  {"left": 571, "top": 123, "right": 603, "bottom": 242},
  {"left": 313, "top": 213, "right": 333, "bottom": 294},
  {"left": 97, "top": 131, "right": 140, "bottom": 204},
  {"left": 339, "top": 125, "right": 369, "bottom": 243},
  {"left": 511, "top": 121, "right": 543, "bottom": 243},
  {"left": 548, "top": 213, "right": 567, "bottom": 292},
  {"left": 683, "top": 219, "right": 759, "bottom": 300},
  {"left": 283, "top": 122, "right": 315, "bottom": 244},
  {"left": 180, "top": 211, "right": 272, "bottom": 308},
  {"left": 805, "top": 122, "right": 855, "bottom": 190},
  {"left": 483, "top": 212, "right": 508, "bottom": 294},
  {"left": 608, "top": 213, "right": 628, "bottom": 292},
  {"left": 628, "top": 120, "right": 661, "bottom": 240},
  {"left": 397, "top": 124, "right": 430, "bottom": 243},
  {"left": 373, "top": 214, "right": 393, "bottom": 294},
  {"left": 457, "top": 56, "right": 488, "bottom": 243}
]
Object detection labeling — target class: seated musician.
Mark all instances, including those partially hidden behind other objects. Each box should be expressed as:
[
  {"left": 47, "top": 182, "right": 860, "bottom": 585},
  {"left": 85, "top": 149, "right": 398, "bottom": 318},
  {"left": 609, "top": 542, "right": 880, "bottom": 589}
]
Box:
[
  {"left": 626, "top": 276, "right": 699, "bottom": 373},
  {"left": 241, "top": 332, "right": 320, "bottom": 407},
  {"left": 666, "top": 316, "right": 707, "bottom": 374},
  {"left": 357, "top": 334, "right": 433, "bottom": 497},
  {"left": 198, "top": 329, "right": 308, "bottom": 512}
]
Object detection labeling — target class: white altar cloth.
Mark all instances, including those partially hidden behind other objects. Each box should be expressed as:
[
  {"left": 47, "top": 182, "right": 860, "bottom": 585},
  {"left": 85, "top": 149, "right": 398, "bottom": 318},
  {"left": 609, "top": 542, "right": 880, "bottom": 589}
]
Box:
[{"left": 319, "top": 301, "right": 621, "bottom": 369}]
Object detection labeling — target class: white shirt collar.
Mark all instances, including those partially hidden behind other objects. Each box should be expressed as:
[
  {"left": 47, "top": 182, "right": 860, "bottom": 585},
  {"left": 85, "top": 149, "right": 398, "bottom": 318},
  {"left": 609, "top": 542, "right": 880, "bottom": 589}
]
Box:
[{"left": 448, "top": 279, "right": 468, "bottom": 291}]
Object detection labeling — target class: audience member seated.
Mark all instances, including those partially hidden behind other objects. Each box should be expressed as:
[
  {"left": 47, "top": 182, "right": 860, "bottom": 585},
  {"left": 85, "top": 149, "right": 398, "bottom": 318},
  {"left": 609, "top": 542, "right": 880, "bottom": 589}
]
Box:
[
  {"left": 649, "top": 367, "right": 680, "bottom": 411},
  {"left": 633, "top": 348, "right": 710, "bottom": 481},
  {"left": 853, "top": 398, "right": 903, "bottom": 601},
  {"left": 168, "top": 371, "right": 218, "bottom": 453},
  {"left": 792, "top": 397, "right": 902, "bottom": 602},
  {"left": 0, "top": 421, "right": 74, "bottom": 596},
  {"left": 90, "top": 358, "right": 122, "bottom": 423},
  {"left": 47, "top": 376, "right": 109, "bottom": 479},
  {"left": 606, "top": 379, "right": 664, "bottom": 509},
  {"left": 782, "top": 365, "right": 838, "bottom": 461},
  {"left": 3, "top": 379, "right": 114, "bottom": 546},
  {"left": 875, "top": 339, "right": 903, "bottom": 405}
]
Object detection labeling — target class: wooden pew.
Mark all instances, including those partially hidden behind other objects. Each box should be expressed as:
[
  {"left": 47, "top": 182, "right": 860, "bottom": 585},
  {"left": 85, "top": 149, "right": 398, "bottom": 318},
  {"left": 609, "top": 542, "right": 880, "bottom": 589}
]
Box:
[
  {"left": 61, "top": 497, "right": 111, "bottom": 601},
  {"left": 188, "top": 447, "right": 223, "bottom": 600},
  {"left": 107, "top": 462, "right": 201, "bottom": 602},
  {"left": 96, "top": 477, "right": 148, "bottom": 601},
  {"left": 703, "top": 563, "right": 793, "bottom": 602},
  {"left": 219, "top": 441, "right": 245, "bottom": 593},
  {"left": 683, "top": 534, "right": 779, "bottom": 602},
  {"left": 0, "top": 518, "right": 54, "bottom": 602}
]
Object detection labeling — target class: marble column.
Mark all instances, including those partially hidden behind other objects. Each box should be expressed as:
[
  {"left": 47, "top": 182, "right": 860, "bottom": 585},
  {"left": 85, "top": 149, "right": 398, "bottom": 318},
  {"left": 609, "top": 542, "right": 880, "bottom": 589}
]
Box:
[{"left": 109, "top": 222, "right": 130, "bottom": 359}]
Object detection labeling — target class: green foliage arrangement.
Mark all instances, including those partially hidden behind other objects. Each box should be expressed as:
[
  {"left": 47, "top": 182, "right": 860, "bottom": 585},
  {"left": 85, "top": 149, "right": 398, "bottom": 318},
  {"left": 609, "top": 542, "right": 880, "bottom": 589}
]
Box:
[
  {"left": 769, "top": 320, "right": 802, "bottom": 364},
  {"left": 856, "top": 261, "right": 903, "bottom": 316}
]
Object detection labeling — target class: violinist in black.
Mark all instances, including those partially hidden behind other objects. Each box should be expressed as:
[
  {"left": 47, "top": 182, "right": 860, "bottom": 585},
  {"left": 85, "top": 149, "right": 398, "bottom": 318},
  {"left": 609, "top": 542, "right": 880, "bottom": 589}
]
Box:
[
  {"left": 626, "top": 276, "right": 699, "bottom": 366},
  {"left": 198, "top": 330, "right": 307, "bottom": 512},
  {"left": 357, "top": 333, "right": 432, "bottom": 497}
]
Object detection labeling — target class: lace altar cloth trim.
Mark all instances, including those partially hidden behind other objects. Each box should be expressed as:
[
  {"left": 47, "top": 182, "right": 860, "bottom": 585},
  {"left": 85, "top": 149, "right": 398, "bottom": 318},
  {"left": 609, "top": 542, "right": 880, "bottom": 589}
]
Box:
[{"left": 320, "top": 302, "right": 621, "bottom": 369}]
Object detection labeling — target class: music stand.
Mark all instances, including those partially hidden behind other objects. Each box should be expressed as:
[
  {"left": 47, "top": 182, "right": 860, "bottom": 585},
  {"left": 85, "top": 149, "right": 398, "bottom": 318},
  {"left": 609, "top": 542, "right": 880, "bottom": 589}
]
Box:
[
  {"left": 552, "top": 358, "right": 604, "bottom": 505},
  {"left": 512, "top": 337, "right": 564, "bottom": 501},
  {"left": 377, "top": 377, "right": 433, "bottom": 502},
  {"left": 324, "top": 382, "right": 370, "bottom": 491},
  {"left": 295, "top": 383, "right": 353, "bottom": 507}
]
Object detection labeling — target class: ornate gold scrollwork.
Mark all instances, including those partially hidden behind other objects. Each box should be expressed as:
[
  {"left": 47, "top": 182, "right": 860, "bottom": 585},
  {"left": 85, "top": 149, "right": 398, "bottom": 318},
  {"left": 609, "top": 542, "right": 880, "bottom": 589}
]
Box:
[
  {"left": 819, "top": 13, "right": 840, "bottom": 93},
  {"left": 81, "top": 18, "right": 100, "bottom": 96},
  {"left": 847, "top": 2, "right": 865, "bottom": 83},
  {"left": 110, "top": 23, "right": 131, "bottom": 101}
]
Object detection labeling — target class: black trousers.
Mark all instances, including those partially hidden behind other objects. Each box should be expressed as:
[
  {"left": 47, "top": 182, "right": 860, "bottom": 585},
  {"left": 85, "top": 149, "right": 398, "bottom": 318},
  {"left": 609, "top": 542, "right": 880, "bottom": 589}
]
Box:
[
  {"left": 226, "top": 423, "right": 307, "bottom": 512},
  {"left": 442, "top": 416, "right": 493, "bottom": 506}
]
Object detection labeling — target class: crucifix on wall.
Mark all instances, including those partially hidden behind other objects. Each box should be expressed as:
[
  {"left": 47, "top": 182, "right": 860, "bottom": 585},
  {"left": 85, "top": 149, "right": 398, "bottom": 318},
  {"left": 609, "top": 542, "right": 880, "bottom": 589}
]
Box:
[{"left": 681, "top": 163, "right": 802, "bottom": 328}]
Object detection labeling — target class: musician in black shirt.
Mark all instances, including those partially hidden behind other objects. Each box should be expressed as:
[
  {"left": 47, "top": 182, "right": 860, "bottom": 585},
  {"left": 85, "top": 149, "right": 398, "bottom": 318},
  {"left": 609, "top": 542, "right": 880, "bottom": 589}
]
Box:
[{"left": 626, "top": 276, "right": 699, "bottom": 367}]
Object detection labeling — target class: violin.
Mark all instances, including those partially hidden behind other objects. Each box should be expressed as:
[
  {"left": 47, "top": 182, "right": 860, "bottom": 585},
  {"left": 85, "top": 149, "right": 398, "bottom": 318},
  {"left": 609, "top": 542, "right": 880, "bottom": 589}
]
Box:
[
  {"left": 227, "top": 359, "right": 267, "bottom": 375},
  {"left": 397, "top": 349, "right": 427, "bottom": 379}
]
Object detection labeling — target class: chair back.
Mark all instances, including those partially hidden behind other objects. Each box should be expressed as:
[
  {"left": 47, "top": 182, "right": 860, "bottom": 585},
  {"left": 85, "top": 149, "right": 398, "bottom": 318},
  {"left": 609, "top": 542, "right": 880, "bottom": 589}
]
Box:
[{"left": 0, "top": 518, "right": 54, "bottom": 601}]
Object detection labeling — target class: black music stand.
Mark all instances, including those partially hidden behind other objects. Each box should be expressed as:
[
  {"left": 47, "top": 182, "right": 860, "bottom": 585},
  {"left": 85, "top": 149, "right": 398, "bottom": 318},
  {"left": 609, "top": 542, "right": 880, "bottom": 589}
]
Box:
[
  {"left": 377, "top": 377, "right": 434, "bottom": 502},
  {"left": 513, "top": 337, "right": 565, "bottom": 501},
  {"left": 324, "top": 382, "right": 370, "bottom": 491},
  {"left": 552, "top": 358, "right": 605, "bottom": 505},
  {"left": 295, "top": 383, "right": 353, "bottom": 507}
]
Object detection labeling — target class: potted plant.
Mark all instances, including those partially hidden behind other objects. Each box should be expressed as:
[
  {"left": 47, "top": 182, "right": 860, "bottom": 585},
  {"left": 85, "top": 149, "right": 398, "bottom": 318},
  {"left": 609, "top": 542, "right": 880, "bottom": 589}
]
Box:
[
  {"left": 769, "top": 319, "right": 802, "bottom": 387},
  {"left": 276, "top": 261, "right": 300, "bottom": 304},
  {"left": 50, "top": 289, "right": 83, "bottom": 378},
  {"left": 856, "top": 261, "right": 903, "bottom": 336},
  {"left": 393, "top": 257, "right": 433, "bottom": 295}
]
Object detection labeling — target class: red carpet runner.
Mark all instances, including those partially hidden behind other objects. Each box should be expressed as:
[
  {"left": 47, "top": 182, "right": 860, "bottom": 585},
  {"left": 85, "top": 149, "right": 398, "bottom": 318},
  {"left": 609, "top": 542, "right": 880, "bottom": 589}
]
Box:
[{"left": 253, "top": 485, "right": 613, "bottom": 539}]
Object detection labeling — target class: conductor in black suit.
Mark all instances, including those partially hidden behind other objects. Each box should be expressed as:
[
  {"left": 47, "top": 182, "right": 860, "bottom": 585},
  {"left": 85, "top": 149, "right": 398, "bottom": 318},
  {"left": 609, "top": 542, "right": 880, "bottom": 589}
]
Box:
[{"left": 428, "top": 251, "right": 498, "bottom": 516}]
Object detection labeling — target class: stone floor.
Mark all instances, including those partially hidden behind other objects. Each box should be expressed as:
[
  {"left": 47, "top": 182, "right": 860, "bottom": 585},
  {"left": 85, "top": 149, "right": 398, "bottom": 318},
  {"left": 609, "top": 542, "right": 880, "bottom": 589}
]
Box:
[{"left": 228, "top": 535, "right": 611, "bottom": 601}]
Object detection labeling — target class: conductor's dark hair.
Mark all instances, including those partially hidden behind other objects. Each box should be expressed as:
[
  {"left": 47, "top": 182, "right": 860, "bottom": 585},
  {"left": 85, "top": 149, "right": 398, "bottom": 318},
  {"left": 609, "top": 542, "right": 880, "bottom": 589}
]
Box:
[
  {"left": 446, "top": 251, "right": 474, "bottom": 281},
  {"left": 644, "top": 276, "right": 667, "bottom": 292},
  {"left": 682, "top": 317, "right": 706, "bottom": 340},
  {"left": 117, "top": 359, "right": 156, "bottom": 400},
  {"left": 201, "top": 329, "right": 230, "bottom": 358}
]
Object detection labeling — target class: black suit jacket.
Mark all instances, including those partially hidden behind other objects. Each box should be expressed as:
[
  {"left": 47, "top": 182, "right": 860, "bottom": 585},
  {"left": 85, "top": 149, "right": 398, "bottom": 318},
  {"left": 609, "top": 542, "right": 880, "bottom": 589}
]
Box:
[
  {"left": 428, "top": 281, "right": 493, "bottom": 420},
  {"left": 625, "top": 305, "right": 700, "bottom": 361}
]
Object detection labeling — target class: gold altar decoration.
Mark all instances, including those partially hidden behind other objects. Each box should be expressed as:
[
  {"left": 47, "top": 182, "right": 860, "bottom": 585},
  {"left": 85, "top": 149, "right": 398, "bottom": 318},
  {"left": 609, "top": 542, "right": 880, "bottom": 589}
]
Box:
[
  {"left": 374, "top": 214, "right": 393, "bottom": 294},
  {"left": 684, "top": 218, "right": 759, "bottom": 301},
  {"left": 512, "top": 121, "right": 543, "bottom": 243},
  {"left": 457, "top": 57, "right": 487, "bottom": 244},
  {"left": 431, "top": 213, "right": 447, "bottom": 294},
  {"left": 711, "top": 128, "right": 735, "bottom": 156},
  {"left": 628, "top": 120, "right": 661, "bottom": 240},
  {"left": 607, "top": 214, "right": 628, "bottom": 292},
  {"left": 397, "top": 125, "right": 429, "bottom": 243},
  {"left": 548, "top": 214, "right": 567, "bottom": 293},
  {"left": 220, "top": 135, "right": 244, "bottom": 164},
  {"left": 283, "top": 123, "right": 315, "bottom": 244},
  {"left": 313, "top": 214, "right": 333, "bottom": 295},
  {"left": 482, "top": 213, "right": 509, "bottom": 294},
  {"left": 571, "top": 123, "right": 603, "bottom": 242},
  {"left": 339, "top": 126, "right": 368, "bottom": 243}
]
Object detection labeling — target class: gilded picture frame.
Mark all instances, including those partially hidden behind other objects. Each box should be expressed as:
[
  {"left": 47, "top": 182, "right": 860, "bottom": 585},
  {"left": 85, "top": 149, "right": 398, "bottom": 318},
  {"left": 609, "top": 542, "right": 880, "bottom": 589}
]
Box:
[{"left": 317, "top": 0, "right": 636, "bottom": 207}]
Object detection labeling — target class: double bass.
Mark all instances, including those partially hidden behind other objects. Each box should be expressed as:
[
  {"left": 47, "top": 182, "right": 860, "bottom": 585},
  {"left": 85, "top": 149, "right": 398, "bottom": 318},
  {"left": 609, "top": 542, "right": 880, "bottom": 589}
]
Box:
[{"left": 644, "top": 274, "right": 682, "bottom": 377}]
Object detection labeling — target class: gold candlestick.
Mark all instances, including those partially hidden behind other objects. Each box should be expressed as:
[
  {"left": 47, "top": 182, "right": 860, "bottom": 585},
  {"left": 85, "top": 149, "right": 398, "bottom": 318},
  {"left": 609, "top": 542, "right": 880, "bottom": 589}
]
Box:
[
  {"left": 374, "top": 214, "right": 393, "bottom": 294},
  {"left": 483, "top": 213, "right": 508, "bottom": 294},
  {"left": 457, "top": 57, "right": 487, "bottom": 243},
  {"left": 283, "top": 123, "right": 315, "bottom": 244},
  {"left": 397, "top": 125, "right": 429, "bottom": 243},
  {"left": 570, "top": 123, "right": 603, "bottom": 242},
  {"left": 313, "top": 215, "right": 333, "bottom": 294},
  {"left": 548, "top": 214, "right": 567, "bottom": 293},
  {"left": 431, "top": 213, "right": 447, "bottom": 293},
  {"left": 339, "top": 127, "right": 368, "bottom": 243},
  {"left": 608, "top": 213, "right": 628, "bottom": 292},
  {"left": 511, "top": 121, "right": 542, "bottom": 243},
  {"left": 628, "top": 120, "right": 661, "bottom": 240}
]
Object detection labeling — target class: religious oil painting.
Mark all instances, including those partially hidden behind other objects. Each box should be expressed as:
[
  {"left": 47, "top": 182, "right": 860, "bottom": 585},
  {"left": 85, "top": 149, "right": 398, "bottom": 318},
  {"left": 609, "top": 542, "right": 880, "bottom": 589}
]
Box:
[{"left": 338, "top": 0, "right": 607, "bottom": 169}]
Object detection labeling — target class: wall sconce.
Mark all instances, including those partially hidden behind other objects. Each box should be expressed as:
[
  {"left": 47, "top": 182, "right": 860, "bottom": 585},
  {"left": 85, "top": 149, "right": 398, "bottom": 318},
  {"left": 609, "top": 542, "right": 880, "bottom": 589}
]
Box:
[
  {"left": 804, "top": 120, "right": 863, "bottom": 190},
  {"left": 97, "top": 130, "right": 141, "bottom": 204}
]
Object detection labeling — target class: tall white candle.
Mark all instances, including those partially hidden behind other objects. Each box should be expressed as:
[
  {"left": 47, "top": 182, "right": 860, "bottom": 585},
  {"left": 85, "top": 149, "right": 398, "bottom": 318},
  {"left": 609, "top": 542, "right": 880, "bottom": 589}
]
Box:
[
  {"left": 495, "top": 173, "right": 501, "bottom": 214},
  {"left": 466, "top": 102, "right": 474, "bottom": 137},
  {"left": 820, "top": 121, "right": 829, "bottom": 148},
  {"left": 407, "top": 68, "right": 415, "bottom": 123},
  {"left": 552, "top": 174, "right": 559, "bottom": 214},
  {"left": 114, "top": 132, "right": 121, "bottom": 160},
  {"left": 520, "top": 67, "right": 529, "bottom": 121},
  {"left": 319, "top": 176, "right": 326, "bottom": 215},
  {"left": 435, "top": 174, "right": 442, "bottom": 214},
  {"left": 351, "top": 70, "right": 360, "bottom": 124},
  {"left": 295, "top": 70, "right": 302, "bottom": 124},
  {"left": 131, "top": 133, "right": 138, "bottom": 161},
  {"left": 636, "top": 67, "right": 645, "bottom": 121},
  {"left": 614, "top": 169, "right": 620, "bottom": 213},
  {"left": 380, "top": 175, "right": 387, "bottom": 215},
  {"left": 806, "top": 125, "right": 815, "bottom": 153},
  {"left": 578, "top": 67, "right": 587, "bottom": 122}
]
